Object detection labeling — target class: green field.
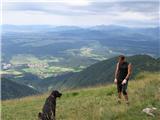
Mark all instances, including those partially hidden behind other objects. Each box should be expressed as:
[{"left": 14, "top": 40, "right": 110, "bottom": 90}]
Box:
[
  {"left": 2, "top": 54, "right": 86, "bottom": 78},
  {"left": 2, "top": 72, "right": 160, "bottom": 120}
]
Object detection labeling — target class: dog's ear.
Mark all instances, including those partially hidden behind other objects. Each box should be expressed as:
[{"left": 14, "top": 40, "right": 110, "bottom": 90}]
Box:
[{"left": 51, "top": 90, "right": 56, "bottom": 96}]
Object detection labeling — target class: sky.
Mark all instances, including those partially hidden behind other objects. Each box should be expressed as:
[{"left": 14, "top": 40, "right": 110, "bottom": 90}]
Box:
[{"left": 1, "top": 0, "right": 159, "bottom": 27}]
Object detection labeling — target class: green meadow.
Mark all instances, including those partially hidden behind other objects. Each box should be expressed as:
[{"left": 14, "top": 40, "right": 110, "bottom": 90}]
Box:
[{"left": 2, "top": 72, "right": 160, "bottom": 120}]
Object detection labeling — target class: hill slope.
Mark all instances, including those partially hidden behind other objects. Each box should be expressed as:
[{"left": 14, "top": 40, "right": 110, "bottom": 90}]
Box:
[
  {"left": 1, "top": 78, "right": 40, "bottom": 100},
  {"left": 40, "top": 55, "right": 160, "bottom": 90},
  {"left": 2, "top": 72, "right": 160, "bottom": 120}
]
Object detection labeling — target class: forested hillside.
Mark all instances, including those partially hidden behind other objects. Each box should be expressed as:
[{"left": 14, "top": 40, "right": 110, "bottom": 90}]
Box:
[
  {"left": 38, "top": 55, "right": 160, "bottom": 90},
  {"left": 1, "top": 78, "right": 40, "bottom": 100}
]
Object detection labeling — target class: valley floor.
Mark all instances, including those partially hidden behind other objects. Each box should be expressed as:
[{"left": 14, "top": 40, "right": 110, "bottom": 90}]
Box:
[{"left": 1, "top": 72, "right": 160, "bottom": 120}]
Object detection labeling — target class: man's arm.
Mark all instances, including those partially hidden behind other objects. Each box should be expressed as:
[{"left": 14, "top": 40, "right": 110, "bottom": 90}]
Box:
[
  {"left": 114, "top": 63, "right": 119, "bottom": 84},
  {"left": 125, "top": 63, "right": 132, "bottom": 80},
  {"left": 115, "top": 63, "right": 119, "bottom": 79}
]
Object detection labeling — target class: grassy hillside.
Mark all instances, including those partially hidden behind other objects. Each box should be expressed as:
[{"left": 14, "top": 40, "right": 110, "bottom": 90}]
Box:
[
  {"left": 2, "top": 72, "right": 160, "bottom": 120},
  {"left": 1, "top": 78, "right": 40, "bottom": 100},
  {"left": 40, "top": 55, "right": 160, "bottom": 90}
]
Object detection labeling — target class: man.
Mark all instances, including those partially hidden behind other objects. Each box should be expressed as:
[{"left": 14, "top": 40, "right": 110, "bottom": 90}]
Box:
[{"left": 114, "top": 55, "right": 132, "bottom": 104}]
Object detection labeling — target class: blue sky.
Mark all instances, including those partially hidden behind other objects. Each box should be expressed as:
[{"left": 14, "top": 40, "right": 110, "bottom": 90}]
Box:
[{"left": 2, "top": 0, "right": 159, "bottom": 27}]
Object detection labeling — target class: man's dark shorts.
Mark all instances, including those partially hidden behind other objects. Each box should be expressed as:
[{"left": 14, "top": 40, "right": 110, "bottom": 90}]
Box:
[{"left": 117, "top": 80, "right": 128, "bottom": 95}]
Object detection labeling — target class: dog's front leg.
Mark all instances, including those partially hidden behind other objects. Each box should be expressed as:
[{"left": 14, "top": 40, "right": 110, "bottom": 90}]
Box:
[{"left": 50, "top": 110, "right": 56, "bottom": 120}]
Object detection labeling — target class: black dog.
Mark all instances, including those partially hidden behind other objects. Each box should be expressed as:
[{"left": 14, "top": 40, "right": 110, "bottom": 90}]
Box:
[{"left": 38, "top": 90, "right": 62, "bottom": 120}]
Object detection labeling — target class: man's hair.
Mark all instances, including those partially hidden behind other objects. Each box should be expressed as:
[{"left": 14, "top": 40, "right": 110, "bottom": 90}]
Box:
[{"left": 119, "top": 55, "right": 125, "bottom": 60}]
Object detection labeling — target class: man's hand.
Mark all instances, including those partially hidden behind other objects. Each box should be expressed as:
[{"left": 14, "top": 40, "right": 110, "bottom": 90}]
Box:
[
  {"left": 122, "top": 79, "right": 127, "bottom": 85},
  {"left": 114, "top": 78, "right": 117, "bottom": 84}
]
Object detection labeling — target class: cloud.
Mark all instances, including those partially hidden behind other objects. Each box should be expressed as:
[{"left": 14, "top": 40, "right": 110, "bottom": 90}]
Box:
[
  {"left": 2, "top": 0, "right": 159, "bottom": 27},
  {"left": 3, "top": 1, "right": 159, "bottom": 15}
]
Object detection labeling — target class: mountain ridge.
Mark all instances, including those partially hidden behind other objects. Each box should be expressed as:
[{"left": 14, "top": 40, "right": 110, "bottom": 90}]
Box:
[
  {"left": 1, "top": 78, "right": 40, "bottom": 100},
  {"left": 37, "top": 54, "right": 160, "bottom": 91}
]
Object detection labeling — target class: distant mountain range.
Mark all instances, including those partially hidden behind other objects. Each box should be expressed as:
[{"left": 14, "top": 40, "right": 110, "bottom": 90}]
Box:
[
  {"left": 1, "top": 54, "right": 160, "bottom": 99},
  {"left": 1, "top": 78, "right": 40, "bottom": 100},
  {"left": 36, "top": 55, "right": 160, "bottom": 91},
  {"left": 1, "top": 25, "right": 159, "bottom": 79},
  {"left": 1, "top": 25, "right": 160, "bottom": 99},
  {"left": 2, "top": 25, "right": 159, "bottom": 60}
]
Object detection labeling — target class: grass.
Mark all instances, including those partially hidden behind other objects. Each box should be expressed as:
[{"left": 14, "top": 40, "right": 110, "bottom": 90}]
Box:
[{"left": 1, "top": 72, "right": 160, "bottom": 120}]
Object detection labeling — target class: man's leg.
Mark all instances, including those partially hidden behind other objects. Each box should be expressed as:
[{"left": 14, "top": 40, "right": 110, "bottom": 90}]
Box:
[
  {"left": 122, "top": 82, "right": 129, "bottom": 104},
  {"left": 118, "top": 92, "right": 122, "bottom": 99},
  {"left": 124, "top": 94, "right": 128, "bottom": 101},
  {"left": 117, "top": 83, "right": 122, "bottom": 103},
  {"left": 118, "top": 92, "right": 122, "bottom": 103},
  {"left": 124, "top": 94, "right": 129, "bottom": 105},
  {"left": 123, "top": 92, "right": 128, "bottom": 101}
]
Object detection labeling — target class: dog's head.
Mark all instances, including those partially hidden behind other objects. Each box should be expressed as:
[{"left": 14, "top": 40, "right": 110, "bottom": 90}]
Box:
[{"left": 51, "top": 90, "right": 62, "bottom": 98}]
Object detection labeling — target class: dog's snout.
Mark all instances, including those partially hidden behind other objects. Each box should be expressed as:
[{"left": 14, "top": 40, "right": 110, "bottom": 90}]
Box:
[{"left": 59, "top": 93, "right": 62, "bottom": 97}]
